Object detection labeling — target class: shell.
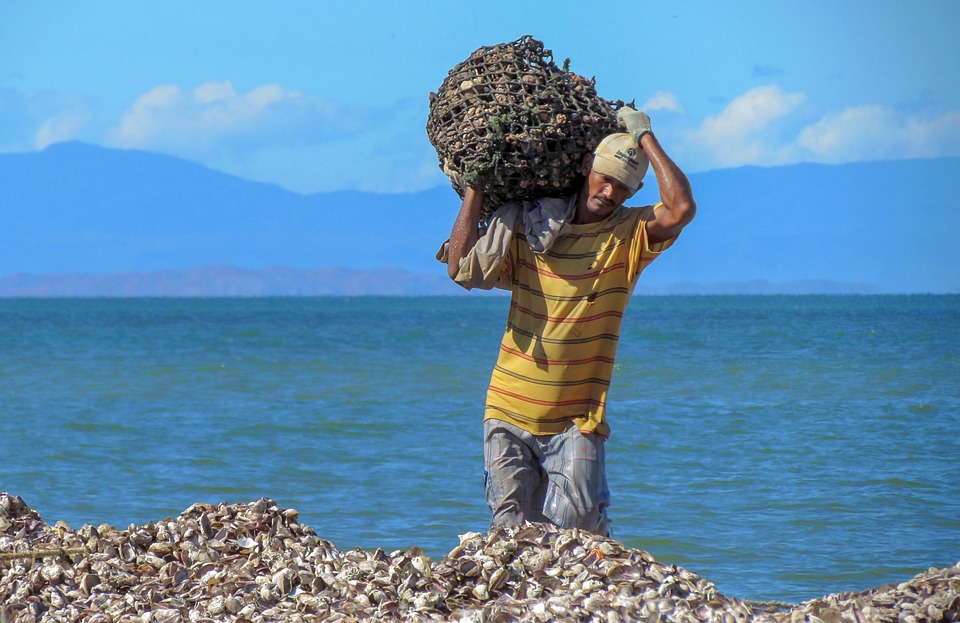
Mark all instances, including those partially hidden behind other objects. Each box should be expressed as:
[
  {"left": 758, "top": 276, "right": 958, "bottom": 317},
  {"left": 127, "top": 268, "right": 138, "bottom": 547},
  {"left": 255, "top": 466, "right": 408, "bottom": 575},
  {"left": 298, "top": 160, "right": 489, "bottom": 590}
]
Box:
[{"left": 1, "top": 491, "right": 957, "bottom": 623}]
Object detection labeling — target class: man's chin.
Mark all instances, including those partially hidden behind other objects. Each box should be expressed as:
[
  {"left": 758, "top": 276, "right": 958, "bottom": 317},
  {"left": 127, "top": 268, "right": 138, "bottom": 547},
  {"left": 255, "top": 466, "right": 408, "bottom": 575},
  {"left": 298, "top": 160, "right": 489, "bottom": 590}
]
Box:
[{"left": 589, "top": 201, "right": 616, "bottom": 215}]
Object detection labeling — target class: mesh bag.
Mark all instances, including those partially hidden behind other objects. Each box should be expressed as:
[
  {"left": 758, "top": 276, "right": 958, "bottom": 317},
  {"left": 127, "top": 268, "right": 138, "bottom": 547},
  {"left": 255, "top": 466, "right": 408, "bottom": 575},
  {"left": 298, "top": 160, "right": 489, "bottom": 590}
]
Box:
[{"left": 426, "top": 36, "right": 624, "bottom": 220}]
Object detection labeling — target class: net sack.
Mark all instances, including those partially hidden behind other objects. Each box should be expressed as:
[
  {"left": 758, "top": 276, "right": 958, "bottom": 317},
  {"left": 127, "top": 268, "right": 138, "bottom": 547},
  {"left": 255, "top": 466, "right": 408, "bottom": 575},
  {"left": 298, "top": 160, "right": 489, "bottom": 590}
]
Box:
[{"left": 426, "top": 36, "right": 624, "bottom": 219}]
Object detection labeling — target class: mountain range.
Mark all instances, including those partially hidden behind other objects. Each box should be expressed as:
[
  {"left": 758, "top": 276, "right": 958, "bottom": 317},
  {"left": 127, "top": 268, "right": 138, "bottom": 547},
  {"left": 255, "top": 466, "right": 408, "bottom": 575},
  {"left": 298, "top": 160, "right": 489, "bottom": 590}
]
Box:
[{"left": 1, "top": 142, "right": 958, "bottom": 295}]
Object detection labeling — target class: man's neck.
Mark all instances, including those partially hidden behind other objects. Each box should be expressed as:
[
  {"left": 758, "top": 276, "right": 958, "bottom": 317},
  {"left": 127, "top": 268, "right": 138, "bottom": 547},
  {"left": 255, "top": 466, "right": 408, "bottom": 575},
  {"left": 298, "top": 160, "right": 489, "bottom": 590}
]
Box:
[
  {"left": 573, "top": 188, "right": 615, "bottom": 225},
  {"left": 572, "top": 187, "right": 589, "bottom": 224}
]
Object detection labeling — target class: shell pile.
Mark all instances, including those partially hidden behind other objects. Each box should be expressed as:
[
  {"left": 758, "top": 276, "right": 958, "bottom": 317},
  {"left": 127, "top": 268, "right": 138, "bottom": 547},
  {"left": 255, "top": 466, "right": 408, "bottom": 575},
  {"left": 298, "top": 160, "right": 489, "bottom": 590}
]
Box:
[
  {"left": 426, "top": 35, "right": 623, "bottom": 219},
  {"left": 1, "top": 492, "right": 958, "bottom": 622}
]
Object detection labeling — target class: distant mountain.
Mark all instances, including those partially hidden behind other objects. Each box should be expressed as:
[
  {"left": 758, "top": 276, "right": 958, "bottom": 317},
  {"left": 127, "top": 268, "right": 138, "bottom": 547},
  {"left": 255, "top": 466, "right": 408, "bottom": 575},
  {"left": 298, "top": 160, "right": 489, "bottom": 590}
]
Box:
[
  {"left": 0, "top": 142, "right": 455, "bottom": 276},
  {"left": 0, "top": 268, "right": 882, "bottom": 297},
  {"left": 2, "top": 142, "right": 958, "bottom": 294},
  {"left": 0, "top": 266, "right": 461, "bottom": 297},
  {"left": 637, "top": 278, "right": 881, "bottom": 296},
  {"left": 656, "top": 158, "right": 960, "bottom": 294}
]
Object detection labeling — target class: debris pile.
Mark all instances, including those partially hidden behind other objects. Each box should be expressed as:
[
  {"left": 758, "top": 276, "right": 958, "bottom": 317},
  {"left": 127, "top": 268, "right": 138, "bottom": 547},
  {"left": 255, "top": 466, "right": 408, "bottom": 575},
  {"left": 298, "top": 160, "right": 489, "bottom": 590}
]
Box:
[{"left": 1, "top": 493, "right": 958, "bottom": 622}]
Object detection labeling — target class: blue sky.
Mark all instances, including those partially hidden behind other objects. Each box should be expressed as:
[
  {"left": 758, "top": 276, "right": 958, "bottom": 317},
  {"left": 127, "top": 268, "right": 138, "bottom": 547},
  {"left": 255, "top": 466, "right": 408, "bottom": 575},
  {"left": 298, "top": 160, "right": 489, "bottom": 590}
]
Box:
[{"left": 2, "top": 1, "right": 959, "bottom": 194}]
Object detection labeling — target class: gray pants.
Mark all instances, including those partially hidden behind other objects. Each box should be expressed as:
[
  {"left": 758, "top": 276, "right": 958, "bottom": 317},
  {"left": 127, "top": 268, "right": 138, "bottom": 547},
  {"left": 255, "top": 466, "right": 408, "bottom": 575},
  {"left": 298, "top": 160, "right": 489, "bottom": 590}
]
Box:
[{"left": 483, "top": 418, "right": 610, "bottom": 536}]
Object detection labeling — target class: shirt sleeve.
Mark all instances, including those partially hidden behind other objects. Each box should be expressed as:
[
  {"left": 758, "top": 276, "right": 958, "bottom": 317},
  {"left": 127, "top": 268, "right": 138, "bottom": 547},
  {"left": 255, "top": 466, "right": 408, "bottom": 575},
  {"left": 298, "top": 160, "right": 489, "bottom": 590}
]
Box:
[
  {"left": 627, "top": 203, "right": 679, "bottom": 283},
  {"left": 449, "top": 202, "right": 522, "bottom": 291}
]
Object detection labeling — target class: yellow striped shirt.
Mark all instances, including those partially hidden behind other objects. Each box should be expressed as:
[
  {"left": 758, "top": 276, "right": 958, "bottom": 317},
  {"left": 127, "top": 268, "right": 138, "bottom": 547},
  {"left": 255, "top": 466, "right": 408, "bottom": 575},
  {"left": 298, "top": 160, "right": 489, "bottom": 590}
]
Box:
[{"left": 484, "top": 202, "right": 675, "bottom": 437}]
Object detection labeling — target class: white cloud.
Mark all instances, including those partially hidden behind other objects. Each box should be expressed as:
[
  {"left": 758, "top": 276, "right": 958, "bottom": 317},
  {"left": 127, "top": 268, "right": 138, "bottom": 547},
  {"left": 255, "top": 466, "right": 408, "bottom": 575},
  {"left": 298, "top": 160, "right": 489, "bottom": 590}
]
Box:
[
  {"left": 9, "top": 80, "right": 959, "bottom": 193},
  {"left": 700, "top": 86, "right": 805, "bottom": 142},
  {"left": 197, "top": 95, "right": 441, "bottom": 194},
  {"left": 35, "top": 110, "right": 93, "bottom": 149},
  {"left": 107, "top": 81, "right": 373, "bottom": 158},
  {"left": 797, "top": 106, "right": 960, "bottom": 162},
  {"left": 642, "top": 91, "right": 684, "bottom": 113},
  {"left": 0, "top": 88, "right": 93, "bottom": 151},
  {"left": 678, "top": 85, "right": 960, "bottom": 171},
  {"left": 686, "top": 85, "right": 806, "bottom": 168}
]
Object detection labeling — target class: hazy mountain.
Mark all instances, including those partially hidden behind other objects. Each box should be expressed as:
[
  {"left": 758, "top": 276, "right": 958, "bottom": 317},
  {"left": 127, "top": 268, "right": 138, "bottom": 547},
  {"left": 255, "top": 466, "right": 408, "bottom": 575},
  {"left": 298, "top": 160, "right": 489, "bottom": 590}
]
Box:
[
  {"left": 656, "top": 157, "right": 960, "bottom": 294},
  {"left": 0, "top": 266, "right": 460, "bottom": 297},
  {"left": 1, "top": 142, "right": 958, "bottom": 295},
  {"left": 0, "top": 142, "right": 454, "bottom": 275}
]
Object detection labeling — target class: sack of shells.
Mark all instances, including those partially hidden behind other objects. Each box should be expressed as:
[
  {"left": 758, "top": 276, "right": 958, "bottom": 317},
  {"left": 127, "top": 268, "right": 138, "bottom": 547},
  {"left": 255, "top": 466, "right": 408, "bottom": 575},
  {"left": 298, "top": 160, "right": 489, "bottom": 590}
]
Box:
[{"left": 426, "top": 35, "right": 624, "bottom": 219}]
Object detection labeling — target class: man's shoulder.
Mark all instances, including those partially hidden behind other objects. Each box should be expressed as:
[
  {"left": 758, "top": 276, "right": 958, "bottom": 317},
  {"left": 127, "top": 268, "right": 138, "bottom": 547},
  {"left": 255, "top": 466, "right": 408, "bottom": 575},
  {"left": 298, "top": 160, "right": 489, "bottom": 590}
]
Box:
[
  {"left": 608, "top": 203, "right": 657, "bottom": 226},
  {"left": 620, "top": 203, "right": 657, "bottom": 214}
]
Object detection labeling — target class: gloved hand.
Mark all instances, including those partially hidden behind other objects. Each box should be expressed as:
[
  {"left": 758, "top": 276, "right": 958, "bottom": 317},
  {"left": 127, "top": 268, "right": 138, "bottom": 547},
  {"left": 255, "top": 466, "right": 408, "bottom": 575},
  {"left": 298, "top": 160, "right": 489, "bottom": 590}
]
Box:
[
  {"left": 617, "top": 106, "right": 652, "bottom": 143},
  {"left": 442, "top": 158, "right": 466, "bottom": 190}
]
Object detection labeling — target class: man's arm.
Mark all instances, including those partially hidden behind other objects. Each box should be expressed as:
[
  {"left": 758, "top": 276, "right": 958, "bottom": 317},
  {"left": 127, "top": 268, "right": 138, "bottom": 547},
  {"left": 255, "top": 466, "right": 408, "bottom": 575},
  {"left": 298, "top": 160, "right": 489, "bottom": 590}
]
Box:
[
  {"left": 640, "top": 132, "right": 696, "bottom": 245},
  {"left": 618, "top": 107, "right": 696, "bottom": 245},
  {"left": 446, "top": 187, "right": 485, "bottom": 279}
]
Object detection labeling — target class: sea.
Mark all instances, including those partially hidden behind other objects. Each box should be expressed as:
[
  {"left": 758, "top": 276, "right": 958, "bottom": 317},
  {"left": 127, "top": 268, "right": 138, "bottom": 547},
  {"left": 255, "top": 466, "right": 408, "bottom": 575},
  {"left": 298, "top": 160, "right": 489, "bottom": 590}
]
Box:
[{"left": 1, "top": 294, "right": 958, "bottom": 604}]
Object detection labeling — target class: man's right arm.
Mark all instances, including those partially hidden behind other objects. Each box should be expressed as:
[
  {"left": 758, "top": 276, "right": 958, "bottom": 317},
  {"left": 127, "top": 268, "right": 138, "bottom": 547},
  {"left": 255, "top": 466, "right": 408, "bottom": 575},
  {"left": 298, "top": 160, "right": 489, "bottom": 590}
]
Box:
[{"left": 446, "top": 187, "right": 485, "bottom": 280}]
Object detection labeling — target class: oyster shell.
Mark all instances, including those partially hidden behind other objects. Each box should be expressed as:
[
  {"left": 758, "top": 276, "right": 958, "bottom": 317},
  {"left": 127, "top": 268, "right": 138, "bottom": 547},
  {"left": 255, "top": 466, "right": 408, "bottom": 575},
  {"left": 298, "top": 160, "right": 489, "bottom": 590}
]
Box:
[{"left": 1, "top": 492, "right": 957, "bottom": 623}]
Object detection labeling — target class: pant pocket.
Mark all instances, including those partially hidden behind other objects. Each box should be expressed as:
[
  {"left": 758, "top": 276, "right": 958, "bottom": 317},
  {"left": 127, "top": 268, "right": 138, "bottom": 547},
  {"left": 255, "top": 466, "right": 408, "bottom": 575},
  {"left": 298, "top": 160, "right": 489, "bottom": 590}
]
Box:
[{"left": 542, "top": 481, "right": 567, "bottom": 526}]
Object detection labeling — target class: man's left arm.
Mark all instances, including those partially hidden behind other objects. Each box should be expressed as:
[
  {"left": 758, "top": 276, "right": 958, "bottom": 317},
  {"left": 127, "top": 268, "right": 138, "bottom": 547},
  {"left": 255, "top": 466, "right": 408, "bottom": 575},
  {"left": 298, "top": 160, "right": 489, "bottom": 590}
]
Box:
[
  {"left": 619, "top": 108, "right": 696, "bottom": 245},
  {"left": 642, "top": 132, "right": 696, "bottom": 244}
]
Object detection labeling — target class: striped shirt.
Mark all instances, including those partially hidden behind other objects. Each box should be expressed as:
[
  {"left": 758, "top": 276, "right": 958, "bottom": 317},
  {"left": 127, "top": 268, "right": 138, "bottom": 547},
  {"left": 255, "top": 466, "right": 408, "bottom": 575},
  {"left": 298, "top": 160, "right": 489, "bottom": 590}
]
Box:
[{"left": 485, "top": 202, "right": 675, "bottom": 437}]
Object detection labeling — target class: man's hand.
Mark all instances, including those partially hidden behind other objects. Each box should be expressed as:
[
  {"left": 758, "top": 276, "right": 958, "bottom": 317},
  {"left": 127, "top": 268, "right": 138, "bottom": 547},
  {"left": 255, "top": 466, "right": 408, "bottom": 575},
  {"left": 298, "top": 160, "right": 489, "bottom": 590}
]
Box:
[
  {"left": 443, "top": 158, "right": 466, "bottom": 189},
  {"left": 617, "top": 107, "right": 652, "bottom": 143}
]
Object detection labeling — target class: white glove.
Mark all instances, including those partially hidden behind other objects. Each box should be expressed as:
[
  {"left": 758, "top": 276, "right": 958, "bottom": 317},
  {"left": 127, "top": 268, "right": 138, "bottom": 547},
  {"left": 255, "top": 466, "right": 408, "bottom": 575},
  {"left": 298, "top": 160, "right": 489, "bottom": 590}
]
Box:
[{"left": 617, "top": 106, "right": 652, "bottom": 143}]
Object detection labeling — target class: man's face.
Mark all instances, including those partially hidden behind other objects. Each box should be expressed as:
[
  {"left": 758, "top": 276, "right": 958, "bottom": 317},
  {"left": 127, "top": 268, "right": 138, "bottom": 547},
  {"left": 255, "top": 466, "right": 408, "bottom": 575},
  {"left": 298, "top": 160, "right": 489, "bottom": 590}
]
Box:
[{"left": 577, "top": 156, "right": 638, "bottom": 223}]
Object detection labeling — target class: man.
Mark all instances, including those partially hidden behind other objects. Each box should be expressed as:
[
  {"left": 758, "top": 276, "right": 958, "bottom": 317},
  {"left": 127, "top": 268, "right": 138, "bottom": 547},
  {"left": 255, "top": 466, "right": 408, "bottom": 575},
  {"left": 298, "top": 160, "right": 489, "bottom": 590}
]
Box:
[{"left": 444, "top": 108, "right": 696, "bottom": 536}]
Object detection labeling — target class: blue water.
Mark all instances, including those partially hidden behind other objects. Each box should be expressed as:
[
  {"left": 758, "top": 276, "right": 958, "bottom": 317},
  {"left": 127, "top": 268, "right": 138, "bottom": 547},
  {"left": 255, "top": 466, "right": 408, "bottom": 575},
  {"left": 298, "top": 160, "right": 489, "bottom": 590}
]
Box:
[{"left": 1, "top": 295, "right": 958, "bottom": 603}]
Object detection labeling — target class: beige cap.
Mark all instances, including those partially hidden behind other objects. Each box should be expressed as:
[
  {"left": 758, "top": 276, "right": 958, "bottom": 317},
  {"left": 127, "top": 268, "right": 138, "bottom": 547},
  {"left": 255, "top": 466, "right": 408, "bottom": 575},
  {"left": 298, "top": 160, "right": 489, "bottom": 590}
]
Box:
[{"left": 591, "top": 133, "right": 649, "bottom": 193}]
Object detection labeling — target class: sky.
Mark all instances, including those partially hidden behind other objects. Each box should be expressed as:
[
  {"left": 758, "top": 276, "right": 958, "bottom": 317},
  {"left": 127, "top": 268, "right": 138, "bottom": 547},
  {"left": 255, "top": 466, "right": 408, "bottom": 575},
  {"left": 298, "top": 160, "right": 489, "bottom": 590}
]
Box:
[{"left": 2, "top": 1, "right": 959, "bottom": 195}]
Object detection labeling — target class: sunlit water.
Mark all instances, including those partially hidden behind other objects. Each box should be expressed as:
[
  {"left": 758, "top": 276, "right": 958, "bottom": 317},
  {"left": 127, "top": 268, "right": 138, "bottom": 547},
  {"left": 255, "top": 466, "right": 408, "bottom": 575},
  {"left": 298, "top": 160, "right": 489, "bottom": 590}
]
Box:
[{"left": 1, "top": 295, "right": 957, "bottom": 603}]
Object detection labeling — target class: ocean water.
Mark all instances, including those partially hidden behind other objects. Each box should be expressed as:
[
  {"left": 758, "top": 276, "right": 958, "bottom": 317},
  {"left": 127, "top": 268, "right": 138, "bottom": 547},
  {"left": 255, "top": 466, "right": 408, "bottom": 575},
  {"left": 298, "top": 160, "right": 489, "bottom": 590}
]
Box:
[{"left": 1, "top": 295, "right": 958, "bottom": 603}]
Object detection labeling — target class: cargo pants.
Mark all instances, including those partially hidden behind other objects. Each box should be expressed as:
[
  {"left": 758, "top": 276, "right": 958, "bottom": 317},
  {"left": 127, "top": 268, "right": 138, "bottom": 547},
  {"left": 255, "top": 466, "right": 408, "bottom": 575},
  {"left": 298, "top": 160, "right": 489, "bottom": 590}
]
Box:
[{"left": 483, "top": 418, "right": 610, "bottom": 536}]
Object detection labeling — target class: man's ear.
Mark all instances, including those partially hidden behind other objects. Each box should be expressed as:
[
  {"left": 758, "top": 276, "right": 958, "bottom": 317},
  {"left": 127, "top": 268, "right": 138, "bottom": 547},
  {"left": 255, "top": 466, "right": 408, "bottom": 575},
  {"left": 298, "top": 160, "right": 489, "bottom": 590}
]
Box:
[
  {"left": 580, "top": 152, "right": 593, "bottom": 176},
  {"left": 624, "top": 181, "right": 643, "bottom": 200}
]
